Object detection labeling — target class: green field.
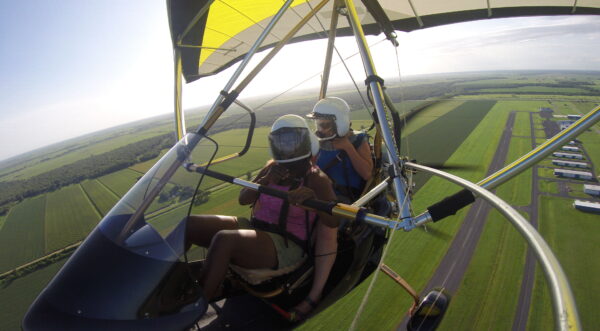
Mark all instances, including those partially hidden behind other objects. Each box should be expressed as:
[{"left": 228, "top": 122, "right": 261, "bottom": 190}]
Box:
[
  {"left": 80, "top": 179, "right": 120, "bottom": 216},
  {"left": 97, "top": 168, "right": 142, "bottom": 197},
  {"left": 440, "top": 210, "right": 527, "bottom": 330},
  {"left": 0, "top": 215, "right": 6, "bottom": 232},
  {"left": 0, "top": 261, "right": 67, "bottom": 330},
  {"left": 0, "top": 196, "right": 46, "bottom": 273},
  {"left": 1, "top": 72, "right": 599, "bottom": 331},
  {"left": 44, "top": 184, "right": 101, "bottom": 252},
  {"left": 400, "top": 99, "right": 496, "bottom": 188},
  {"left": 529, "top": 196, "right": 600, "bottom": 330}
]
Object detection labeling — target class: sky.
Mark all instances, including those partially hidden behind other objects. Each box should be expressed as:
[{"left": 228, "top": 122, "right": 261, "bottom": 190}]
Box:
[{"left": 1, "top": 1, "right": 599, "bottom": 161}]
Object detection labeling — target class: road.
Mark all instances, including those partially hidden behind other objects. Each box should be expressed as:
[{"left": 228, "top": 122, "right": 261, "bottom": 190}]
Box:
[{"left": 398, "top": 111, "right": 517, "bottom": 329}]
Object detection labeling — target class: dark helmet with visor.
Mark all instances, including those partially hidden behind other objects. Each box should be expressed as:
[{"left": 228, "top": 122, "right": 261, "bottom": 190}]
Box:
[{"left": 269, "top": 115, "right": 319, "bottom": 163}]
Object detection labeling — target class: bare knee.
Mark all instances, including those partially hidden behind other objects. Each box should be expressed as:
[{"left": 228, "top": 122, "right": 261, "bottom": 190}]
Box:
[{"left": 209, "top": 230, "right": 240, "bottom": 253}]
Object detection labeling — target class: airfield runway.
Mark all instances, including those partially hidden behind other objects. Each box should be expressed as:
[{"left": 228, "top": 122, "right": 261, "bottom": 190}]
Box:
[{"left": 398, "top": 111, "right": 542, "bottom": 330}]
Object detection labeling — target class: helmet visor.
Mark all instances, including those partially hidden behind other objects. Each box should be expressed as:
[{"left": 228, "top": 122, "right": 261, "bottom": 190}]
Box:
[
  {"left": 313, "top": 118, "right": 337, "bottom": 141},
  {"left": 269, "top": 127, "right": 312, "bottom": 163}
]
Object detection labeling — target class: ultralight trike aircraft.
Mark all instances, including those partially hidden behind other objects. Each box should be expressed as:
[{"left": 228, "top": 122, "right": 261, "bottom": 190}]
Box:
[{"left": 24, "top": 0, "right": 600, "bottom": 330}]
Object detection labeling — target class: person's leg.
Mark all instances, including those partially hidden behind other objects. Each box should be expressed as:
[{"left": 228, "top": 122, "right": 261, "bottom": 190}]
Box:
[
  {"left": 200, "top": 229, "right": 278, "bottom": 300},
  {"left": 293, "top": 222, "right": 338, "bottom": 316},
  {"left": 185, "top": 215, "right": 239, "bottom": 250}
]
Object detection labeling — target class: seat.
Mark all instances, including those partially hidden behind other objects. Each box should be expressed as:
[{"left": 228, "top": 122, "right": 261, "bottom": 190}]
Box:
[{"left": 228, "top": 256, "right": 314, "bottom": 299}]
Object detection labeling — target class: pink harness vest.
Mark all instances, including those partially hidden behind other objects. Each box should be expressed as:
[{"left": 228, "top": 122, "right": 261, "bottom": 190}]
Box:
[{"left": 252, "top": 180, "right": 317, "bottom": 242}]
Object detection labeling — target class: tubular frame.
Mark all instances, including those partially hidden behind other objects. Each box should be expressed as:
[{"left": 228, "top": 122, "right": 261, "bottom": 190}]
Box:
[
  {"left": 407, "top": 162, "right": 580, "bottom": 331},
  {"left": 343, "top": 0, "right": 412, "bottom": 220}
]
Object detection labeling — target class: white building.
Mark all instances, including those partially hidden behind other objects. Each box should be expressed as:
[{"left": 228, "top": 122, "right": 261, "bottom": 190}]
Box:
[
  {"left": 552, "top": 152, "right": 584, "bottom": 160},
  {"left": 554, "top": 169, "right": 593, "bottom": 180},
  {"left": 584, "top": 184, "right": 600, "bottom": 197},
  {"left": 552, "top": 159, "right": 588, "bottom": 169},
  {"left": 561, "top": 146, "right": 580, "bottom": 152},
  {"left": 559, "top": 120, "right": 575, "bottom": 130},
  {"left": 573, "top": 200, "right": 600, "bottom": 214}
]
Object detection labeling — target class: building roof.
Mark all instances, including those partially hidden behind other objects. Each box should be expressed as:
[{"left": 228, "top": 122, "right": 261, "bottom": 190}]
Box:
[
  {"left": 552, "top": 159, "right": 587, "bottom": 166},
  {"left": 574, "top": 200, "right": 600, "bottom": 209},
  {"left": 554, "top": 169, "right": 593, "bottom": 176},
  {"left": 553, "top": 152, "right": 583, "bottom": 157}
]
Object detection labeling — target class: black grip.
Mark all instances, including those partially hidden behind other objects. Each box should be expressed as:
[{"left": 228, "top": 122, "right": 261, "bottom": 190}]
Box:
[{"left": 427, "top": 189, "right": 475, "bottom": 222}]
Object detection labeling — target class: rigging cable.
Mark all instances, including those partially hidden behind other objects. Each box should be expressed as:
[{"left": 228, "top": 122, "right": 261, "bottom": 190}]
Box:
[{"left": 303, "top": 0, "right": 372, "bottom": 112}]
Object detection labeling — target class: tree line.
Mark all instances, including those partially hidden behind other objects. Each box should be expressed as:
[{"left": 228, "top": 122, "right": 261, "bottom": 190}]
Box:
[{"left": 0, "top": 134, "right": 174, "bottom": 208}]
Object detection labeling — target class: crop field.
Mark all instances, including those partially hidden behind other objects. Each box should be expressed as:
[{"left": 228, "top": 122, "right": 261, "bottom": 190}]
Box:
[
  {"left": 479, "top": 86, "right": 590, "bottom": 94},
  {"left": 400, "top": 100, "right": 496, "bottom": 188},
  {"left": 400, "top": 100, "right": 465, "bottom": 136},
  {"left": 1, "top": 72, "right": 599, "bottom": 331},
  {"left": 80, "top": 180, "right": 120, "bottom": 216},
  {"left": 0, "top": 261, "right": 67, "bottom": 331},
  {"left": 97, "top": 168, "right": 142, "bottom": 197},
  {"left": 44, "top": 184, "right": 101, "bottom": 253},
  {"left": 0, "top": 195, "right": 46, "bottom": 273},
  {"left": 191, "top": 184, "right": 251, "bottom": 217}
]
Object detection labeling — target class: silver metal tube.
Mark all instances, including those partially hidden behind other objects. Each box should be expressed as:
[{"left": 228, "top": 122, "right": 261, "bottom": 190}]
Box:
[
  {"left": 319, "top": 0, "right": 340, "bottom": 99},
  {"left": 198, "top": 0, "right": 294, "bottom": 130},
  {"left": 343, "top": 0, "right": 411, "bottom": 220},
  {"left": 479, "top": 105, "right": 600, "bottom": 189},
  {"left": 173, "top": 48, "right": 186, "bottom": 141},
  {"left": 352, "top": 177, "right": 389, "bottom": 207},
  {"left": 362, "top": 213, "right": 398, "bottom": 229},
  {"left": 407, "top": 161, "right": 581, "bottom": 331}
]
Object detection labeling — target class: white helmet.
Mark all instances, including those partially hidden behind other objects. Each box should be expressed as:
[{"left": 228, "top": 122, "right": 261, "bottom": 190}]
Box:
[
  {"left": 307, "top": 97, "right": 350, "bottom": 140},
  {"left": 269, "top": 115, "right": 319, "bottom": 163}
]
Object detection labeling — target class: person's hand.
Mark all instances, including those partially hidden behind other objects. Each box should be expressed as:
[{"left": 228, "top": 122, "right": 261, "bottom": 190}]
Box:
[
  {"left": 288, "top": 186, "right": 316, "bottom": 206},
  {"left": 258, "top": 164, "right": 289, "bottom": 184},
  {"left": 331, "top": 134, "right": 353, "bottom": 152}
]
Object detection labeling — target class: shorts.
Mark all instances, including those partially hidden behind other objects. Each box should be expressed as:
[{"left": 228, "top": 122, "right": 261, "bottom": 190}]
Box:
[{"left": 236, "top": 217, "right": 305, "bottom": 270}]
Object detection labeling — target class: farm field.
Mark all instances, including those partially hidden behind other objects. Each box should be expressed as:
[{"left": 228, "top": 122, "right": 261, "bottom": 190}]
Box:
[
  {"left": 97, "top": 168, "right": 143, "bottom": 197},
  {"left": 0, "top": 195, "right": 46, "bottom": 273},
  {"left": 80, "top": 179, "right": 120, "bottom": 216},
  {"left": 44, "top": 184, "right": 101, "bottom": 253},
  {"left": 0, "top": 261, "right": 67, "bottom": 331},
  {"left": 1, "top": 72, "right": 599, "bottom": 330}
]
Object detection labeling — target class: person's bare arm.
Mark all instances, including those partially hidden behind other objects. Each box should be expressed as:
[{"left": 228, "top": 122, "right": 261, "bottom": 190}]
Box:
[
  {"left": 238, "top": 165, "right": 270, "bottom": 205},
  {"left": 307, "top": 171, "right": 339, "bottom": 228}
]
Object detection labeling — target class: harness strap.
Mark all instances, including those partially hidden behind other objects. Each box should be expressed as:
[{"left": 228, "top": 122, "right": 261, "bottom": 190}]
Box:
[
  {"left": 319, "top": 133, "right": 367, "bottom": 200},
  {"left": 251, "top": 217, "right": 308, "bottom": 251},
  {"left": 320, "top": 133, "right": 366, "bottom": 172}
]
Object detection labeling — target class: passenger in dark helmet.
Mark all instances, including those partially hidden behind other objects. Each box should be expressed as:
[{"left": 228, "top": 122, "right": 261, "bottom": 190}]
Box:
[
  {"left": 186, "top": 114, "right": 339, "bottom": 321},
  {"left": 307, "top": 97, "right": 373, "bottom": 203}
]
